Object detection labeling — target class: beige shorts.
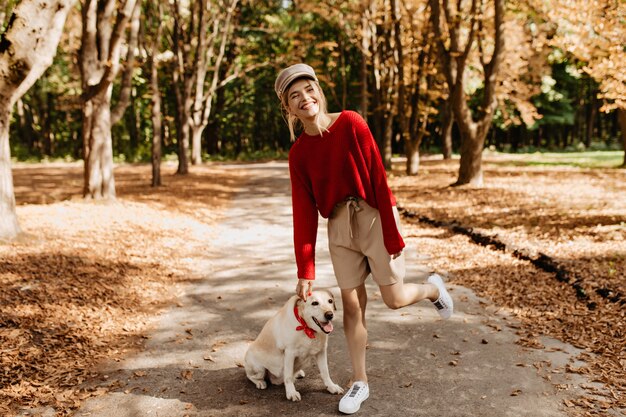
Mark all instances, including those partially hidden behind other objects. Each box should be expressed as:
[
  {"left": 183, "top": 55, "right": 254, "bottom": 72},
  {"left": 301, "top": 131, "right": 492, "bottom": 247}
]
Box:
[{"left": 327, "top": 198, "right": 406, "bottom": 290}]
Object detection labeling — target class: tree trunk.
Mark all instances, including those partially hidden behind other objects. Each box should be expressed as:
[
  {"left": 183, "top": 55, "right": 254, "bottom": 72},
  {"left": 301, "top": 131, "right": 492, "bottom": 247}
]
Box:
[
  {"left": 405, "top": 135, "right": 423, "bottom": 176},
  {"left": 406, "top": 144, "right": 420, "bottom": 175},
  {"left": 0, "top": 107, "right": 20, "bottom": 240},
  {"left": 147, "top": 2, "right": 163, "bottom": 187},
  {"left": 0, "top": 0, "right": 76, "bottom": 240},
  {"left": 441, "top": 102, "right": 453, "bottom": 159},
  {"left": 430, "top": 0, "right": 504, "bottom": 186},
  {"left": 191, "top": 125, "right": 203, "bottom": 165},
  {"left": 383, "top": 115, "right": 393, "bottom": 169},
  {"left": 43, "top": 92, "right": 54, "bottom": 155},
  {"left": 618, "top": 108, "right": 626, "bottom": 167},
  {"left": 175, "top": 101, "right": 191, "bottom": 175},
  {"left": 456, "top": 124, "right": 486, "bottom": 185},
  {"left": 82, "top": 92, "right": 116, "bottom": 199},
  {"left": 150, "top": 72, "right": 162, "bottom": 186},
  {"left": 79, "top": 0, "right": 138, "bottom": 198}
]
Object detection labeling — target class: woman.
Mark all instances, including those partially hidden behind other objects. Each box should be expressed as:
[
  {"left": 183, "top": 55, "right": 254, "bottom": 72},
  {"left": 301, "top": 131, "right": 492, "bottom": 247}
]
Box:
[{"left": 275, "top": 63, "right": 453, "bottom": 414}]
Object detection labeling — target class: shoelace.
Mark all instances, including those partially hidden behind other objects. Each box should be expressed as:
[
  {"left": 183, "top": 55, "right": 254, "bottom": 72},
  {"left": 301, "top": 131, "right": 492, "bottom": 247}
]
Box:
[{"left": 348, "top": 384, "right": 364, "bottom": 398}]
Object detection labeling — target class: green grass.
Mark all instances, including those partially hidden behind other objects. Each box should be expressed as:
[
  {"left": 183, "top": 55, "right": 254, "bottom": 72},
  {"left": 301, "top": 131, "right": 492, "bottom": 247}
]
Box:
[{"left": 487, "top": 150, "right": 625, "bottom": 169}]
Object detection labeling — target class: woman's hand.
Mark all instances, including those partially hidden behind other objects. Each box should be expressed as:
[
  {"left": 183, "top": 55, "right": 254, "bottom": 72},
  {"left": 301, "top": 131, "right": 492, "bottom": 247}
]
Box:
[{"left": 296, "top": 278, "right": 313, "bottom": 300}]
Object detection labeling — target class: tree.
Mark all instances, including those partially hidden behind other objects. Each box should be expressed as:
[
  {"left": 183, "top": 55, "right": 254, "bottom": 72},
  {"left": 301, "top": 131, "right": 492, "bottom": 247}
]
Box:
[
  {"left": 401, "top": 0, "right": 446, "bottom": 174},
  {"left": 79, "top": 0, "right": 139, "bottom": 199},
  {"left": 0, "top": 0, "right": 75, "bottom": 240},
  {"left": 145, "top": 0, "right": 164, "bottom": 186},
  {"left": 170, "top": 0, "right": 239, "bottom": 174},
  {"left": 429, "top": 0, "right": 505, "bottom": 186}
]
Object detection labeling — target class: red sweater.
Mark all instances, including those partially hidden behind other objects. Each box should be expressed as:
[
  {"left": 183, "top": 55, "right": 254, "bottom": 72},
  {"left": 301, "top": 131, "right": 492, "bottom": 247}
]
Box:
[{"left": 288, "top": 110, "right": 405, "bottom": 280}]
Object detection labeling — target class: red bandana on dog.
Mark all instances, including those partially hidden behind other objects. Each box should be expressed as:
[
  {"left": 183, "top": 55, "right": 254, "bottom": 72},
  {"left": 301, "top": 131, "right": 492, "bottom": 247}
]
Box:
[{"left": 294, "top": 304, "right": 316, "bottom": 339}]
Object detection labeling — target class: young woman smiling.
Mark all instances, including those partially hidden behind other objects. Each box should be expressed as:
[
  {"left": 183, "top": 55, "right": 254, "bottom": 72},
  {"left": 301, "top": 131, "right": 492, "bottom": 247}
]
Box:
[{"left": 275, "top": 63, "right": 454, "bottom": 414}]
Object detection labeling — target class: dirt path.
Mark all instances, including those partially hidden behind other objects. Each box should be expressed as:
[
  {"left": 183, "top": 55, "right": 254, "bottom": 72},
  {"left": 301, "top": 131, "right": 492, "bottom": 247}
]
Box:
[{"left": 64, "top": 162, "right": 585, "bottom": 417}]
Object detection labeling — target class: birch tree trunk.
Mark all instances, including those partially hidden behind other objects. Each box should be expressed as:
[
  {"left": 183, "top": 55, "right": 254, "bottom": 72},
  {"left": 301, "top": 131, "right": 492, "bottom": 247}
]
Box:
[
  {"left": 81, "top": 92, "right": 116, "bottom": 198},
  {"left": 79, "top": 0, "right": 138, "bottom": 199},
  {"left": 0, "top": 107, "right": 19, "bottom": 240},
  {"left": 0, "top": 0, "right": 75, "bottom": 241}
]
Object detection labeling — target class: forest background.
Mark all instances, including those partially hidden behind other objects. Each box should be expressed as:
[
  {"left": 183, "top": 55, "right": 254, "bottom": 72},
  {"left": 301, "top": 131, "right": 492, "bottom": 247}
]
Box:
[{"left": 1, "top": 0, "right": 625, "bottom": 231}]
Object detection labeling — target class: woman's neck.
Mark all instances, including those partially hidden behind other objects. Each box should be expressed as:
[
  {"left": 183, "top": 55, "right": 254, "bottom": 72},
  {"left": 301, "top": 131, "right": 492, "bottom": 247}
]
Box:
[{"left": 301, "top": 112, "right": 331, "bottom": 136}]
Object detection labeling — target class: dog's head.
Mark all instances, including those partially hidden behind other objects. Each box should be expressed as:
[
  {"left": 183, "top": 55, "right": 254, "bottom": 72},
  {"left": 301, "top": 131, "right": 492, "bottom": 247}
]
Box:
[{"left": 301, "top": 290, "right": 337, "bottom": 335}]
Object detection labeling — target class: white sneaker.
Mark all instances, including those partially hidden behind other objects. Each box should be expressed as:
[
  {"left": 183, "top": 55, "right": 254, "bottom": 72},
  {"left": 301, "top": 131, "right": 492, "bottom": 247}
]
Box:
[
  {"left": 428, "top": 274, "right": 453, "bottom": 319},
  {"left": 339, "top": 381, "right": 369, "bottom": 414}
]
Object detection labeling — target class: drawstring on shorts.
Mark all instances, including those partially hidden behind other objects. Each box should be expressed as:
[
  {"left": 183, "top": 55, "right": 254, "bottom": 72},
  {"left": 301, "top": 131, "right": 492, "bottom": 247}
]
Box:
[{"left": 344, "top": 197, "right": 362, "bottom": 239}]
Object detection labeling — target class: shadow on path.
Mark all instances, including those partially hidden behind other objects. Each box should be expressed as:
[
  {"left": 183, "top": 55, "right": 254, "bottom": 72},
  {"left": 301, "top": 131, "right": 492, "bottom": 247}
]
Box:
[{"left": 71, "top": 161, "right": 582, "bottom": 417}]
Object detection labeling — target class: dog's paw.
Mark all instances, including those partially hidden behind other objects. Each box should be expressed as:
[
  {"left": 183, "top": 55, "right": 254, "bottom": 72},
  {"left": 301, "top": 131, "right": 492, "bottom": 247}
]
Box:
[
  {"left": 254, "top": 380, "right": 268, "bottom": 390},
  {"left": 286, "top": 389, "right": 301, "bottom": 402},
  {"left": 326, "top": 383, "right": 344, "bottom": 395},
  {"left": 296, "top": 370, "right": 306, "bottom": 379}
]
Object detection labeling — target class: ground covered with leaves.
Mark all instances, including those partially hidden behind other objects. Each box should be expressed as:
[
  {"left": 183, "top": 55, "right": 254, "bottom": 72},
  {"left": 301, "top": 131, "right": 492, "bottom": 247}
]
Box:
[
  {"left": 388, "top": 154, "right": 625, "bottom": 417},
  {"left": 1, "top": 162, "right": 245, "bottom": 416},
  {"left": 1, "top": 157, "right": 624, "bottom": 417}
]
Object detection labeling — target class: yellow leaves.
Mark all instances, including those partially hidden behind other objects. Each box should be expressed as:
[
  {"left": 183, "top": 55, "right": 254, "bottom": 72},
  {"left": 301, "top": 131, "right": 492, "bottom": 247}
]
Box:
[
  {"left": 316, "top": 41, "right": 339, "bottom": 50},
  {"left": 548, "top": 0, "right": 626, "bottom": 105}
]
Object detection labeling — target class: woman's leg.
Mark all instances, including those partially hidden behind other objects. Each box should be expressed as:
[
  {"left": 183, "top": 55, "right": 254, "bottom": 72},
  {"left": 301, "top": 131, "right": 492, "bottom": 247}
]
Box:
[
  {"left": 341, "top": 284, "right": 368, "bottom": 383},
  {"left": 378, "top": 280, "right": 439, "bottom": 310}
]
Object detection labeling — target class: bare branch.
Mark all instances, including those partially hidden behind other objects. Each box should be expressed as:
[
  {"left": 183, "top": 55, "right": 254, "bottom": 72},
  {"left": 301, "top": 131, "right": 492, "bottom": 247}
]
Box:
[
  {"left": 111, "top": 0, "right": 141, "bottom": 125},
  {"left": 82, "top": 0, "right": 138, "bottom": 102}
]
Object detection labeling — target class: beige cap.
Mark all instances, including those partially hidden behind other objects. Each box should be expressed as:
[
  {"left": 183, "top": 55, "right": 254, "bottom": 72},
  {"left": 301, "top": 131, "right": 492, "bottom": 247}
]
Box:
[{"left": 274, "top": 63, "right": 318, "bottom": 99}]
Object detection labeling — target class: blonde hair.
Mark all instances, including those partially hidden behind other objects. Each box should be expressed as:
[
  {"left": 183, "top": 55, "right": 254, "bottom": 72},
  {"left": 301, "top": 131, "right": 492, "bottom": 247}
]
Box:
[{"left": 280, "top": 79, "right": 330, "bottom": 142}]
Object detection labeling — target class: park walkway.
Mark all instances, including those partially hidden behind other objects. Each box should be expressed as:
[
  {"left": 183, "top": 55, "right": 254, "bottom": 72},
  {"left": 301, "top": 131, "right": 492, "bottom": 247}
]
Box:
[{"left": 71, "top": 161, "right": 582, "bottom": 417}]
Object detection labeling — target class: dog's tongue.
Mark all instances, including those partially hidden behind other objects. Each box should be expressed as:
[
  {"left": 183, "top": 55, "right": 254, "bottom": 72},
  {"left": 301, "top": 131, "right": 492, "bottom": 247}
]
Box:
[{"left": 322, "top": 321, "right": 334, "bottom": 333}]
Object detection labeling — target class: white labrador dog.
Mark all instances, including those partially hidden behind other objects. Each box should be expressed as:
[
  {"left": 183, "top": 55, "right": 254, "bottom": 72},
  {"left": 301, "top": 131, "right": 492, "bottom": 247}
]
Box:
[{"left": 244, "top": 290, "right": 344, "bottom": 401}]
